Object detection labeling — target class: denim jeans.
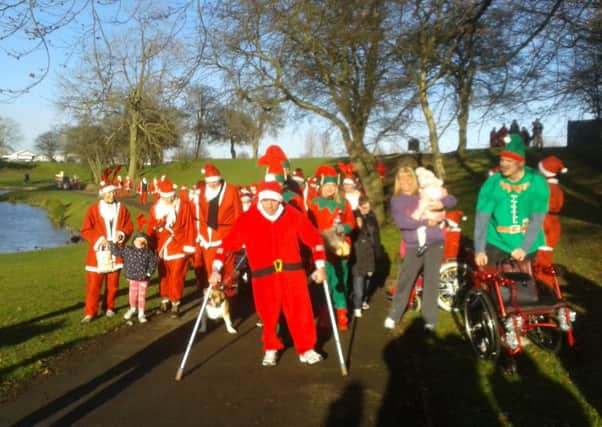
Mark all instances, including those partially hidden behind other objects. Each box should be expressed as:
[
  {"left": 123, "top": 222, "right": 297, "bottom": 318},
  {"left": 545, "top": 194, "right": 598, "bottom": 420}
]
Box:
[{"left": 352, "top": 275, "right": 370, "bottom": 309}]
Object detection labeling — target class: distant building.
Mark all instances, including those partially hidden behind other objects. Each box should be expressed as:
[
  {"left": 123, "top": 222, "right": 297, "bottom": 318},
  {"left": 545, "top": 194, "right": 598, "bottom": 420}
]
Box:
[
  {"left": 567, "top": 119, "right": 602, "bottom": 147},
  {"left": 1, "top": 150, "right": 38, "bottom": 162}
]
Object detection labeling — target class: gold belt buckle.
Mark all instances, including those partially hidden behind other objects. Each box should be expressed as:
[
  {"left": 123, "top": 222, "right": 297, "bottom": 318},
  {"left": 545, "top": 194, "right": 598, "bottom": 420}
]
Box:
[{"left": 273, "top": 259, "right": 283, "bottom": 273}]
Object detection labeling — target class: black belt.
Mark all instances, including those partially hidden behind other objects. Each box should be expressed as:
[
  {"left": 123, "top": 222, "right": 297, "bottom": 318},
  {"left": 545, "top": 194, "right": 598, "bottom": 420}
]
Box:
[{"left": 252, "top": 260, "right": 304, "bottom": 278}]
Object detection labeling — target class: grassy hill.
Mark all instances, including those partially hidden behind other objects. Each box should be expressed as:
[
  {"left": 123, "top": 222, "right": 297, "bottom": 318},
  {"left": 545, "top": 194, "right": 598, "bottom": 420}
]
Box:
[{"left": 1, "top": 146, "right": 601, "bottom": 424}]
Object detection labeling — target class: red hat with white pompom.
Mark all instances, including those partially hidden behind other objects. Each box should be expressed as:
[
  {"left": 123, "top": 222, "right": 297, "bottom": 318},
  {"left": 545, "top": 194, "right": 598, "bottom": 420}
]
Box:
[
  {"left": 202, "top": 163, "right": 221, "bottom": 183},
  {"left": 257, "top": 181, "right": 283, "bottom": 202},
  {"left": 158, "top": 178, "right": 176, "bottom": 198},
  {"left": 538, "top": 155, "right": 567, "bottom": 177}
]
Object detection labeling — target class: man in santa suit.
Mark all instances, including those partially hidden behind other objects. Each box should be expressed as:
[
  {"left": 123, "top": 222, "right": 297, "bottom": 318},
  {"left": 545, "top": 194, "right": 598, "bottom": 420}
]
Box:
[
  {"left": 80, "top": 178, "right": 133, "bottom": 323},
  {"left": 535, "top": 155, "right": 567, "bottom": 286},
  {"left": 148, "top": 178, "right": 196, "bottom": 317},
  {"left": 338, "top": 162, "right": 363, "bottom": 210},
  {"left": 123, "top": 175, "right": 132, "bottom": 195},
  {"left": 209, "top": 181, "right": 327, "bottom": 367},
  {"left": 193, "top": 163, "right": 243, "bottom": 295}
]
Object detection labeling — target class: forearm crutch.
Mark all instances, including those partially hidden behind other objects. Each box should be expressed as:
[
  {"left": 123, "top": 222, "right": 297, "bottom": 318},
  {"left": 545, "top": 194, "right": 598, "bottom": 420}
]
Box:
[
  {"left": 175, "top": 252, "right": 247, "bottom": 381},
  {"left": 322, "top": 279, "right": 348, "bottom": 376},
  {"left": 175, "top": 287, "right": 212, "bottom": 381}
]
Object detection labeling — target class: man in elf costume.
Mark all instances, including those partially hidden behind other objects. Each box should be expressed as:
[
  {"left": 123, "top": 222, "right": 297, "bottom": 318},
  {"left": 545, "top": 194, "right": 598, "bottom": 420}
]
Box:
[
  {"left": 148, "top": 177, "right": 196, "bottom": 317},
  {"left": 193, "top": 163, "right": 242, "bottom": 296},
  {"left": 307, "top": 165, "right": 356, "bottom": 331},
  {"left": 209, "top": 181, "right": 327, "bottom": 367},
  {"left": 535, "top": 155, "right": 567, "bottom": 286},
  {"left": 80, "top": 169, "right": 133, "bottom": 323},
  {"left": 474, "top": 134, "right": 550, "bottom": 267}
]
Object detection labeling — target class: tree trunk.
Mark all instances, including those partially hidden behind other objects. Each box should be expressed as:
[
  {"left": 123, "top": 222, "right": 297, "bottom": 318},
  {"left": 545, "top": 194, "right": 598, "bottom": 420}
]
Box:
[
  {"left": 194, "top": 133, "right": 203, "bottom": 159},
  {"left": 455, "top": 70, "right": 475, "bottom": 159},
  {"left": 127, "top": 109, "right": 140, "bottom": 180},
  {"left": 345, "top": 131, "right": 385, "bottom": 224},
  {"left": 230, "top": 139, "right": 237, "bottom": 159},
  {"left": 418, "top": 78, "right": 446, "bottom": 179}
]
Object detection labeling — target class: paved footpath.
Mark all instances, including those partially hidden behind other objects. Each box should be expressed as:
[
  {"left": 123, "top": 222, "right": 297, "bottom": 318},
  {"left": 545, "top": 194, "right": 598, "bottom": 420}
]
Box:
[{"left": 1, "top": 287, "right": 430, "bottom": 427}]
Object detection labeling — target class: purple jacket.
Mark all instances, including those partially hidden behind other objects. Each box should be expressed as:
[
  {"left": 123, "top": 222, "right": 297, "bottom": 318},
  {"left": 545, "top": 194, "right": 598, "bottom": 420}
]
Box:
[{"left": 390, "top": 193, "right": 457, "bottom": 247}]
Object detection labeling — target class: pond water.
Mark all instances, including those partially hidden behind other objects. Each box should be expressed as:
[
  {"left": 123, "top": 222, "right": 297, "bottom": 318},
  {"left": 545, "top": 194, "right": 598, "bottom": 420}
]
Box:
[{"left": 0, "top": 191, "right": 72, "bottom": 254}]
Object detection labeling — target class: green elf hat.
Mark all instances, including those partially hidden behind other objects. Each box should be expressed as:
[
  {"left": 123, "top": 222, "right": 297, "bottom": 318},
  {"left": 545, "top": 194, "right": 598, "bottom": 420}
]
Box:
[
  {"left": 501, "top": 133, "right": 526, "bottom": 162},
  {"left": 315, "top": 165, "right": 339, "bottom": 186}
]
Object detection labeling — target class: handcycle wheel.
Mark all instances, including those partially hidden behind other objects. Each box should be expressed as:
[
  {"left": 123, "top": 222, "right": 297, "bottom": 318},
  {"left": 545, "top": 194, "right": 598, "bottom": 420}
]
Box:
[
  {"left": 526, "top": 315, "right": 563, "bottom": 353},
  {"left": 438, "top": 261, "right": 470, "bottom": 312},
  {"left": 408, "top": 294, "right": 422, "bottom": 312},
  {"left": 463, "top": 288, "right": 501, "bottom": 361}
]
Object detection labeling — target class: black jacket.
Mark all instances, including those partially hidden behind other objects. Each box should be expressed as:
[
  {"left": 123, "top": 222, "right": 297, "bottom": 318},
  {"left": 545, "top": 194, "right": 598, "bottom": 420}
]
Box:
[{"left": 110, "top": 243, "right": 158, "bottom": 281}]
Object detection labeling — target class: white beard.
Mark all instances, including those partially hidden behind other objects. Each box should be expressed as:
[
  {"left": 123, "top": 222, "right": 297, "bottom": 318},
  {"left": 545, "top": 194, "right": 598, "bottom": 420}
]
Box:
[
  {"left": 99, "top": 200, "right": 117, "bottom": 221},
  {"left": 205, "top": 185, "right": 221, "bottom": 201},
  {"left": 155, "top": 199, "right": 178, "bottom": 227}
]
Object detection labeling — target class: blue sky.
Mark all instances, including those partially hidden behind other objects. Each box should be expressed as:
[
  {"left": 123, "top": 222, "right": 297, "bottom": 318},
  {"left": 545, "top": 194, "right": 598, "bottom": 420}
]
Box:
[{"left": 0, "top": 14, "right": 571, "bottom": 158}]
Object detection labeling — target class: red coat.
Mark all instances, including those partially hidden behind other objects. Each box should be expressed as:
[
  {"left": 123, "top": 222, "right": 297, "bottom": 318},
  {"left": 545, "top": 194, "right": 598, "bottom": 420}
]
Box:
[
  {"left": 543, "top": 178, "right": 564, "bottom": 249},
  {"left": 214, "top": 204, "right": 325, "bottom": 272},
  {"left": 148, "top": 198, "right": 196, "bottom": 260},
  {"left": 195, "top": 182, "right": 243, "bottom": 248},
  {"left": 81, "top": 201, "right": 133, "bottom": 272}
]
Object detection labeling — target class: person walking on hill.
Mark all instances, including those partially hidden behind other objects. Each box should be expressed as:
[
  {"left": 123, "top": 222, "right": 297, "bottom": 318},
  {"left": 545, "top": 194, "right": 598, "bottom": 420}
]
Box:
[{"left": 80, "top": 172, "right": 133, "bottom": 323}]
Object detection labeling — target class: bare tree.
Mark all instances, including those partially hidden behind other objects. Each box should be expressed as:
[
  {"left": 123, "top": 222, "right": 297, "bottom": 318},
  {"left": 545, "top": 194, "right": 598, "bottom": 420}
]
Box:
[
  {"left": 58, "top": 4, "right": 203, "bottom": 180},
  {"left": 210, "top": 0, "right": 414, "bottom": 221},
  {"left": 34, "top": 130, "right": 62, "bottom": 161},
  {"left": 0, "top": 116, "right": 22, "bottom": 153},
  {"left": 183, "top": 85, "right": 224, "bottom": 159}
]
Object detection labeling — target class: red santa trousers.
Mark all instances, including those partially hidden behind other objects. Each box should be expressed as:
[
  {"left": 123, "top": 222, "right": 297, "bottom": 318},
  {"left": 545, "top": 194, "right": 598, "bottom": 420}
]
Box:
[
  {"left": 191, "top": 247, "right": 206, "bottom": 289},
  {"left": 85, "top": 270, "right": 121, "bottom": 316},
  {"left": 158, "top": 257, "right": 189, "bottom": 302},
  {"left": 139, "top": 191, "right": 148, "bottom": 206},
  {"left": 252, "top": 271, "right": 316, "bottom": 354}
]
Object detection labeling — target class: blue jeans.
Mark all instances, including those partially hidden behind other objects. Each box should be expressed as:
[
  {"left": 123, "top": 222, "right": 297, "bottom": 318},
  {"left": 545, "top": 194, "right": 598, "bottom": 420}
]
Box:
[{"left": 352, "top": 275, "right": 370, "bottom": 310}]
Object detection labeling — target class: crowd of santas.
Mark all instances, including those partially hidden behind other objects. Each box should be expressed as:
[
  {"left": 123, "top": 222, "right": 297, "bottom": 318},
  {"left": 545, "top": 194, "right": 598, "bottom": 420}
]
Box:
[{"left": 89, "top": 145, "right": 380, "bottom": 335}]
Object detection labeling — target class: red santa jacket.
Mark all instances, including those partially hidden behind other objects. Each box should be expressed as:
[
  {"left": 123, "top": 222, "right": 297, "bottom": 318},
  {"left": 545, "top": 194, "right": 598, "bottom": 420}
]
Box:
[
  {"left": 213, "top": 204, "right": 325, "bottom": 273},
  {"left": 195, "top": 182, "right": 243, "bottom": 248},
  {"left": 148, "top": 198, "right": 196, "bottom": 260},
  {"left": 542, "top": 177, "right": 564, "bottom": 249},
  {"left": 81, "top": 201, "right": 133, "bottom": 272}
]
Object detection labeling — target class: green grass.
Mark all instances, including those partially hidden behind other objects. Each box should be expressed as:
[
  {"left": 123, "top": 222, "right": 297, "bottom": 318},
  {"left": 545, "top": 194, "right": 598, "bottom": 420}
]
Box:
[{"left": 1, "top": 147, "right": 601, "bottom": 425}]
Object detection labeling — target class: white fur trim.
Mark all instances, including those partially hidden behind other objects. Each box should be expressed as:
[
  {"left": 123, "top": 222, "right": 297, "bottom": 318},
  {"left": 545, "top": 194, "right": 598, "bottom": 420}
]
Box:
[
  {"left": 258, "top": 189, "right": 283, "bottom": 202},
  {"left": 538, "top": 162, "right": 556, "bottom": 177},
  {"left": 315, "top": 260, "right": 325, "bottom": 268},
  {"left": 159, "top": 190, "right": 176, "bottom": 197},
  {"left": 205, "top": 175, "right": 221, "bottom": 183},
  {"left": 292, "top": 176, "right": 305, "bottom": 183},
  {"left": 257, "top": 202, "right": 284, "bottom": 221},
  {"left": 538, "top": 246, "right": 554, "bottom": 251},
  {"left": 213, "top": 260, "right": 224, "bottom": 271},
  {"left": 343, "top": 178, "right": 355, "bottom": 185},
  {"left": 99, "top": 184, "right": 117, "bottom": 195}
]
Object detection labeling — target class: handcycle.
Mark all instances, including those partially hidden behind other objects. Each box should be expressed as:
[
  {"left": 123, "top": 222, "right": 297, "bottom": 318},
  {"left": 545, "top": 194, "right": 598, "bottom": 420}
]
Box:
[{"left": 462, "top": 256, "right": 576, "bottom": 363}]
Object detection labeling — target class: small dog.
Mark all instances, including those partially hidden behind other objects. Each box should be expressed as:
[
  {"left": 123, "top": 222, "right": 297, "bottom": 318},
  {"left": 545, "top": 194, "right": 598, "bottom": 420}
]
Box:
[{"left": 199, "top": 286, "right": 237, "bottom": 334}]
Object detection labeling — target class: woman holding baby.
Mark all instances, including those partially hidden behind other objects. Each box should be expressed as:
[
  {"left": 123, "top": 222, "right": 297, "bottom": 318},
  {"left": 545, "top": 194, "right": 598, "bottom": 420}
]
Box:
[{"left": 384, "top": 166, "right": 456, "bottom": 331}]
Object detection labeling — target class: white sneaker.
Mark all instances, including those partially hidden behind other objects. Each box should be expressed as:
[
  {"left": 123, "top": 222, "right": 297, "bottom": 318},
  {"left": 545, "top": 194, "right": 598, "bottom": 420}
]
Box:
[
  {"left": 262, "top": 350, "right": 278, "bottom": 367},
  {"left": 299, "top": 349, "right": 323, "bottom": 365},
  {"left": 123, "top": 308, "right": 136, "bottom": 320},
  {"left": 138, "top": 312, "right": 147, "bottom": 323},
  {"left": 354, "top": 309, "right": 362, "bottom": 318},
  {"left": 384, "top": 317, "right": 395, "bottom": 329},
  {"left": 105, "top": 309, "right": 115, "bottom": 318},
  {"left": 81, "top": 315, "right": 93, "bottom": 324}
]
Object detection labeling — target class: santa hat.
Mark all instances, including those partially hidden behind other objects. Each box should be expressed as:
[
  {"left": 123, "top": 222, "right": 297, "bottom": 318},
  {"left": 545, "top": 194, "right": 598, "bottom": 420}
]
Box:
[
  {"left": 257, "top": 181, "right": 283, "bottom": 202},
  {"left": 292, "top": 168, "right": 305, "bottom": 183},
  {"left": 258, "top": 144, "right": 290, "bottom": 170},
  {"left": 158, "top": 178, "right": 176, "bottom": 198},
  {"left": 98, "top": 167, "right": 117, "bottom": 195},
  {"left": 445, "top": 210, "right": 467, "bottom": 228},
  {"left": 249, "top": 183, "right": 258, "bottom": 195},
  {"left": 337, "top": 162, "right": 356, "bottom": 185},
  {"left": 263, "top": 159, "right": 286, "bottom": 184},
  {"left": 315, "top": 165, "right": 339, "bottom": 186},
  {"left": 538, "top": 155, "right": 567, "bottom": 177},
  {"left": 202, "top": 163, "right": 221, "bottom": 183},
  {"left": 501, "top": 134, "right": 526, "bottom": 162}
]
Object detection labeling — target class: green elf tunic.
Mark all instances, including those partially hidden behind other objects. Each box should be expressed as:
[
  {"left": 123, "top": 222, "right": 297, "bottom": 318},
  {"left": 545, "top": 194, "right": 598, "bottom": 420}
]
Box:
[
  {"left": 476, "top": 166, "right": 550, "bottom": 254},
  {"left": 307, "top": 197, "right": 355, "bottom": 308}
]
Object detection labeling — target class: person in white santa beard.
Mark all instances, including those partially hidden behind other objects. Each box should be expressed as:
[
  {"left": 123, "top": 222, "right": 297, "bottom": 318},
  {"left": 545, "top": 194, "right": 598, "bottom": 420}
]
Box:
[
  {"left": 80, "top": 172, "right": 133, "bottom": 323},
  {"left": 148, "top": 178, "right": 196, "bottom": 318}
]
